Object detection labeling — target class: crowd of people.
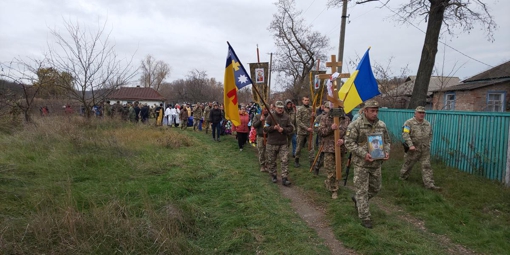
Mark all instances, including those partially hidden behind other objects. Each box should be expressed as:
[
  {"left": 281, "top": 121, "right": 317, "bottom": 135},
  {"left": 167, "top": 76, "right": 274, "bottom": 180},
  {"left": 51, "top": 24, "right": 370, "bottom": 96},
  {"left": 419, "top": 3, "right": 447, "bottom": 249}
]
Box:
[{"left": 44, "top": 97, "right": 438, "bottom": 230}]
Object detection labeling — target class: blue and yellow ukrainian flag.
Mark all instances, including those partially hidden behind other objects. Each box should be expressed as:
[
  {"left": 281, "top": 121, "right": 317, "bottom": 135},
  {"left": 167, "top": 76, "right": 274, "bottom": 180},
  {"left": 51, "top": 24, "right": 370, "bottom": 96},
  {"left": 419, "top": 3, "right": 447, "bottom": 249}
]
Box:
[
  {"left": 224, "top": 42, "right": 252, "bottom": 126},
  {"left": 338, "top": 48, "right": 380, "bottom": 113}
]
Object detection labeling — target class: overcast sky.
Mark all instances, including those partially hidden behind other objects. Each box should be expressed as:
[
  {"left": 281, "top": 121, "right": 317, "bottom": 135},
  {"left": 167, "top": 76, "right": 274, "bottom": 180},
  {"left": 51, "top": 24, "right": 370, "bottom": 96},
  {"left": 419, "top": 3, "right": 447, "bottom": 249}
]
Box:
[{"left": 1, "top": 0, "right": 509, "bottom": 91}]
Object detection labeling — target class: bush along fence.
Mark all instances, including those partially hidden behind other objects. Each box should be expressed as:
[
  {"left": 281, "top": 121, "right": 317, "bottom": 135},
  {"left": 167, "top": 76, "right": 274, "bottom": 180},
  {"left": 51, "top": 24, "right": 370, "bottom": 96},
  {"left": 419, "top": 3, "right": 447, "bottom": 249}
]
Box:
[{"left": 375, "top": 108, "right": 510, "bottom": 186}]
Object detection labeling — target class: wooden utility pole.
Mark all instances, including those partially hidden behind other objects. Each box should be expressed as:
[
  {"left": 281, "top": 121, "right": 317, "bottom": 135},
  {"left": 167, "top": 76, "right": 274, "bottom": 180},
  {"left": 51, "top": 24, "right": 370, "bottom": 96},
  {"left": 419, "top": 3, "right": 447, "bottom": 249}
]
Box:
[
  {"left": 336, "top": 0, "right": 348, "bottom": 89},
  {"left": 318, "top": 55, "right": 350, "bottom": 180}
]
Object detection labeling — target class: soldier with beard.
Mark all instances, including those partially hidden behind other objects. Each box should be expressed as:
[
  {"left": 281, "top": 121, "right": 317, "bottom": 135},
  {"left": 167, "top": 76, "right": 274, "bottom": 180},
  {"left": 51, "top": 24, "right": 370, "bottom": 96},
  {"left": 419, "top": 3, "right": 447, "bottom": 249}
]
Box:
[{"left": 263, "top": 101, "right": 294, "bottom": 186}]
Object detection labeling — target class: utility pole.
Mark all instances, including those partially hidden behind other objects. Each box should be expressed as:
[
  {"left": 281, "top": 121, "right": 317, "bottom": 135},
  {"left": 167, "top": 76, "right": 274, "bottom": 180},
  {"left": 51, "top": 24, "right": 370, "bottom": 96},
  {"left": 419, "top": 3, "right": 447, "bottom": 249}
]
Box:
[
  {"left": 337, "top": 0, "right": 348, "bottom": 89},
  {"left": 268, "top": 52, "right": 273, "bottom": 102}
]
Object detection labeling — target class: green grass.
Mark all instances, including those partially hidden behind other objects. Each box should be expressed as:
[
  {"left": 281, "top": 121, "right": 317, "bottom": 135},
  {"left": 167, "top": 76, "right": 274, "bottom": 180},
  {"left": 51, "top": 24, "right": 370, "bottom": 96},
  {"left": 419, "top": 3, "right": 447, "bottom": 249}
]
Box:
[
  {"left": 0, "top": 117, "right": 327, "bottom": 254},
  {"left": 1, "top": 116, "right": 509, "bottom": 254}
]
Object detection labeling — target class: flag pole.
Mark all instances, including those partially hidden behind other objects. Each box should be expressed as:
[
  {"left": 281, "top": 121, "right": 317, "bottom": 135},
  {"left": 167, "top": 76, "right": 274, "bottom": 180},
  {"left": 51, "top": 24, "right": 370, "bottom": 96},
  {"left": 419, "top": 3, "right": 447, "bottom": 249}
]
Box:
[{"left": 227, "top": 41, "right": 279, "bottom": 126}]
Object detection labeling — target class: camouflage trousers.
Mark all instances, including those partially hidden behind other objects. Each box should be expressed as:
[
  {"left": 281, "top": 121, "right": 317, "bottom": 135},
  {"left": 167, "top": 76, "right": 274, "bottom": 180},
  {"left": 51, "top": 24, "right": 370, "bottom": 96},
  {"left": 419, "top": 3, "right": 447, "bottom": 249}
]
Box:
[
  {"left": 193, "top": 118, "right": 201, "bottom": 130},
  {"left": 256, "top": 136, "right": 267, "bottom": 169},
  {"left": 180, "top": 118, "right": 188, "bottom": 130},
  {"left": 353, "top": 165, "right": 381, "bottom": 220},
  {"left": 400, "top": 146, "right": 435, "bottom": 188},
  {"left": 266, "top": 144, "right": 289, "bottom": 178},
  {"left": 323, "top": 152, "right": 339, "bottom": 192},
  {"left": 295, "top": 134, "right": 315, "bottom": 163},
  {"left": 204, "top": 120, "right": 210, "bottom": 132}
]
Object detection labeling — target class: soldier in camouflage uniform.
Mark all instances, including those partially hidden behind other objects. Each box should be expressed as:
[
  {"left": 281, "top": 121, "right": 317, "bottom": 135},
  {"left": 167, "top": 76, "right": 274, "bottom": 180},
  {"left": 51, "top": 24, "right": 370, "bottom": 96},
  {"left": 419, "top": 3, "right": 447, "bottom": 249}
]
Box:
[
  {"left": 318, "top": 102, "right": 350, "bottom": 199},
  {"left": 203, "top": 102, "right": 212, "bottom": 134},
  {"left": 294, "top": 96, "right": 315, "bottom": 168},
  {"left": 284, "top": 99, "right": 297, "bottom": 158},
  {"left": 252, "top": 107, "right": 269, "bottom": 172},
  {"left": 192, "top": 103, "right": 203, "bottom": 131},
  {"left": 263, "top": 101, "right": 294, "bottom": 186},
  {"left": 344, "top": 100, "right": 390, "bottom": 229},
  {"left": 400, "top": 106, "right": 440, "bottom": 190}
]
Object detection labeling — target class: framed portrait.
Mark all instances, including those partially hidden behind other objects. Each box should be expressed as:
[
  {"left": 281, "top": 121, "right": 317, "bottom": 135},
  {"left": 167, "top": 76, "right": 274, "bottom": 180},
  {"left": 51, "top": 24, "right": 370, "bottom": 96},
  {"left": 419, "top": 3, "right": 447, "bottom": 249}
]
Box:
[
  {"left": 314, "top": 74, "right": 320, "bottom": 89},
  {"left": 367, "top": 133, "right": 385, "bottom": 159},
  {"left": 255, "top": 68, "right": 264, "bottom": 84}
]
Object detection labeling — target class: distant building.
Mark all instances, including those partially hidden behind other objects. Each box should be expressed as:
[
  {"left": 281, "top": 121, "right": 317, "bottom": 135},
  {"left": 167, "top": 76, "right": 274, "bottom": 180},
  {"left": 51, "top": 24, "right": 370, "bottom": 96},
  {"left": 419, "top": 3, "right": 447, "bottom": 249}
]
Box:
[
  {"left": 107, "top": 86, "right": 166, "bottom": 106},
  {"left": 382, "top": 76, "right": 460, "bottom": 109},
  {"left": 431, "top": 61, "right": 510, "bottom": 112}
]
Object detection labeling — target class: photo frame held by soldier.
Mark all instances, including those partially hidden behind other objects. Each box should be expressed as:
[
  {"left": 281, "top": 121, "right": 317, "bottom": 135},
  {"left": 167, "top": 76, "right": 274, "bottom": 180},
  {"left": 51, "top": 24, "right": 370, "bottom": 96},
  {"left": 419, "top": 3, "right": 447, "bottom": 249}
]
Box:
[{"left": 367, "top": 133, "right": 385, "bottom": 159}]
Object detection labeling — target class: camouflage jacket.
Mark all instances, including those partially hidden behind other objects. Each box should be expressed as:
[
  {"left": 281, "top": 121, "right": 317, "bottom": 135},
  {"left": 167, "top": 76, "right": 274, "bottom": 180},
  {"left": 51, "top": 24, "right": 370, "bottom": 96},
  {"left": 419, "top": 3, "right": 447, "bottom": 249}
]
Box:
[
  {"left": 252, "top": 113, "right": 268, "bottom": 137},
  {"left": 284, "top": 106, "right": 296, "bottom": 134},
  {"left": 345, "top": 114, "right": 390, "bottom": 168},
  {"left": 204, "top": 106, "right": 211, "bottom": 120},
  {"left": 193, "top": 106, "right": 203, "bottom": 119},
  {"left": 296, "top": 105, "right": 313, "bottom": 135},
  {"left": 318, "top": 114, "right": 350, "bottom": 153},
  {"left": 402, "top": 117, "right": 432, "bottom": 148}
]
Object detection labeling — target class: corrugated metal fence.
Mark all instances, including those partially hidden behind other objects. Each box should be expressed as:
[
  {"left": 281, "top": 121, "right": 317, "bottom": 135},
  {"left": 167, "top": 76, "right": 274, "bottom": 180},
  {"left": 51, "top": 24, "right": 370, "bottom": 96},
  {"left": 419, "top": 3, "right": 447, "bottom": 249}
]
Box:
[{"left": 376, "top": 109, "right": 510, "bottom": 186}]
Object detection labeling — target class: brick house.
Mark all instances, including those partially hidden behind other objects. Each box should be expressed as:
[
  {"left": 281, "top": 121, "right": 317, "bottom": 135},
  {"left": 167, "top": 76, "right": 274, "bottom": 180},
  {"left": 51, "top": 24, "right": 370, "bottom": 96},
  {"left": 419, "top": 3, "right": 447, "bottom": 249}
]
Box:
[
  {"left": 107, "top": 86, "right": 166, "bottom": 106},
  {"left": 431, "top": 61, "right": 510, "bottom": 112}
]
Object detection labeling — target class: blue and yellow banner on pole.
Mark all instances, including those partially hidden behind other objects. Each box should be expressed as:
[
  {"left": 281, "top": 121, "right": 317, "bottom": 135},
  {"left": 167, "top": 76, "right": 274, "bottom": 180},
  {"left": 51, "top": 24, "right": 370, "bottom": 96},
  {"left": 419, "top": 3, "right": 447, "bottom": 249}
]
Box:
[
  {"left": 224, "top": 42, "right": 252, "bottom": 126},
  {"left": 338, "top": 48, "right": 380, "bottom": 113}
]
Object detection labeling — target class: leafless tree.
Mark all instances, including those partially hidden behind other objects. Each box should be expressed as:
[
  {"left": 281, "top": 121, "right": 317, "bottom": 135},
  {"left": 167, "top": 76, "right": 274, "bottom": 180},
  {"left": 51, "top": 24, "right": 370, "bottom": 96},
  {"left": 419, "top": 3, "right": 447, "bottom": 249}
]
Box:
[
  {"left": 162, "top": 70, "right": 223, "bottom": 104},
  {"left": 45, "top": 19, "right": 137, "bottom": 118},
  {"left": 268, "top": 0, "right": 330, "bottom": 100},
  {"left": 371, "top": 57, "right": 410, "bottom": 108},
  {"left": 395, "top": 0, "right": 497, "bottom": 108},
  {"left": 0, "top": 59, "right": 47, "bottom": 123},
  {"left": 139, "top": 55, "right": 171, "bottom": 91}
]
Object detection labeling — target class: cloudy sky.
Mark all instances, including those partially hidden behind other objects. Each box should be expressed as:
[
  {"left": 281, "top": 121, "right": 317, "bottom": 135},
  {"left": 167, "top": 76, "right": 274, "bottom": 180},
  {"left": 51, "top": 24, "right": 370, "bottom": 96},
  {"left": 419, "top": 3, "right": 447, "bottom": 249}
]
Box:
[{"left": 1, "top": 0, "right": 509, "bottom": 91}]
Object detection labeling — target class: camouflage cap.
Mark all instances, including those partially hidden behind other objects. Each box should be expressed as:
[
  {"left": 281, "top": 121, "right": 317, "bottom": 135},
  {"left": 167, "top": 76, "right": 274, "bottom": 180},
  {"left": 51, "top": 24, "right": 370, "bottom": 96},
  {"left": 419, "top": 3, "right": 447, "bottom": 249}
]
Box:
[
  {"left": 415, "top": 106, "right": 426, "bottom": 112},
  {"left": 364, "top": 100, "right": 380, "bottom": 108},
  {"left": 323, "top": 101, "right": 332, "bottom": 109},
  {"left": 275, "top": 101, "right": 285, "bottom": 108}
]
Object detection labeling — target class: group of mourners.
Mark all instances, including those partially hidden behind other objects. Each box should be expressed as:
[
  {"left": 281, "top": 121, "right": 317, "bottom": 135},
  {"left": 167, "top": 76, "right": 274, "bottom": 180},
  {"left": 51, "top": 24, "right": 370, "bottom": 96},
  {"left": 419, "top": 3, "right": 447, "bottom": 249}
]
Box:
[
  {"left": 218, "top": 97, "right": 440, "bottom": 229},
  {"left": 90, "top": 97, "right": 438, "bottom": 229}
]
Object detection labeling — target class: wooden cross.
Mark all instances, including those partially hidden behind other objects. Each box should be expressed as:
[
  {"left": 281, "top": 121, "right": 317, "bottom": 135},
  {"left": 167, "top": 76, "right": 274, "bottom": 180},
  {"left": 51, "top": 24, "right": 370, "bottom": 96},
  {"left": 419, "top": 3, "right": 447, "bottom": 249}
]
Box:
[{"left": 318, "top": 55, "right": 350, "bottom": 181}]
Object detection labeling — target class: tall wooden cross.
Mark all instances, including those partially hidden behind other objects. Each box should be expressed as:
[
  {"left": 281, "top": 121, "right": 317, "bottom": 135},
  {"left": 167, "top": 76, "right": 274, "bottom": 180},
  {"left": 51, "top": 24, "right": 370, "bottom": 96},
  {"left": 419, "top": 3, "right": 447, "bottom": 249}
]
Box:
[{"left": 318, "top": 55, "right": 350, "bottom": 180}]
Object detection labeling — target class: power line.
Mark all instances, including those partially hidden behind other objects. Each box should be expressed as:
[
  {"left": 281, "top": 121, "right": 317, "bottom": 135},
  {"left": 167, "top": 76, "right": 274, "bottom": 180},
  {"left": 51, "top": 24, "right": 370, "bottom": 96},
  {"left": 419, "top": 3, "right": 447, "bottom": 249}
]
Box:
[
  {"left": 302, "top": 0, "right": 318, "bottom": 15},
  {"left": 380, "top": 1, "right": 494, "bottom": 69}
]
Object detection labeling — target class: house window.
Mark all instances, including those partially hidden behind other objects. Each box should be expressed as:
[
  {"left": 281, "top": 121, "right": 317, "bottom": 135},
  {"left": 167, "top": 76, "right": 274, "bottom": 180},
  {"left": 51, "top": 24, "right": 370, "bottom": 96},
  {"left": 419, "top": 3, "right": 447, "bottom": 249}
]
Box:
[
  {"left": 444, "top": 93, "right": 455, "bottom": 110},
  {"left": 487, "top": 92, "right": 506, "bottom": 112}
]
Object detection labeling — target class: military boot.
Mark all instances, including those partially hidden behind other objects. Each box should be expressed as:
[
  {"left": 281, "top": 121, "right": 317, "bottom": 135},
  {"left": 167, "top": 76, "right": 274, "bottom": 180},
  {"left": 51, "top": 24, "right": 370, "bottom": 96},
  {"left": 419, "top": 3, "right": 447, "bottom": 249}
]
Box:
[
  {"left": 271, "top": 174, "right": 277, "bottom": 183},
  {"left": 361, "top": 219, "right": 373, "bottom": 229},
  {"left": 294, "top": 158, "right": 300, "bottom": 168},
  {"left": 282, "top": 177, "right": 291, "bottom": 186}
]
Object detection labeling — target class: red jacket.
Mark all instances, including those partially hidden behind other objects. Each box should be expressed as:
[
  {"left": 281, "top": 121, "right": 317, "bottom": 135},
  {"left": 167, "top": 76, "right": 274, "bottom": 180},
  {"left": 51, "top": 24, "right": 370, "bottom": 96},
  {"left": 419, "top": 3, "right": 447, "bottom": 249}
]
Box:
[{"left": 233, "top": 113, "right": 250, "bottom": 133}]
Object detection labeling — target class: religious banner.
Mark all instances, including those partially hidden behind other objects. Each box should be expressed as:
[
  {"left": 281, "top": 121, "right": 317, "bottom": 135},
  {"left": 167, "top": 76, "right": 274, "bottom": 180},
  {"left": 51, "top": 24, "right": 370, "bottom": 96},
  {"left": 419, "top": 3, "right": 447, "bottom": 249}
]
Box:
[
  {"left": 249, "top": 62, "right": 269, "bottom": 104},
  {"left": 310, "top": 70, "right": 326, "bottom": 105}
]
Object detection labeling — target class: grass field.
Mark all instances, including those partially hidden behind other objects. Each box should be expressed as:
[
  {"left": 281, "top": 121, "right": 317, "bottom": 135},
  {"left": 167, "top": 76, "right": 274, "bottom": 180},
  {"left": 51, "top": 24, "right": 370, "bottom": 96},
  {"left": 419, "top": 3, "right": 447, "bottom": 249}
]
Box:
[{"left": 0, "top": 116, "right": 509, "bottom": 254}]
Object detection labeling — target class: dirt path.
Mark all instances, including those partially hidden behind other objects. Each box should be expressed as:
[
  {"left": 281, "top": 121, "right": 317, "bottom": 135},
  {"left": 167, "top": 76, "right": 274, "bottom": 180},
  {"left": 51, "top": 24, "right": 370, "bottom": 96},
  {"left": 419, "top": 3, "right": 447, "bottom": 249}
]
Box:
[{"left": 276, "top": 179, "right": 357, "bottom": 255}]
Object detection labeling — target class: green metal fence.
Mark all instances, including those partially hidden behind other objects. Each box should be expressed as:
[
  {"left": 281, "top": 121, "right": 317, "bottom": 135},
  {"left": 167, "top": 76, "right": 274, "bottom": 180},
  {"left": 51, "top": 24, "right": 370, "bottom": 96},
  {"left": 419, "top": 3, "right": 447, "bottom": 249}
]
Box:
[{"left": 376, "top": 108, "right": 510, "bottom": 186}]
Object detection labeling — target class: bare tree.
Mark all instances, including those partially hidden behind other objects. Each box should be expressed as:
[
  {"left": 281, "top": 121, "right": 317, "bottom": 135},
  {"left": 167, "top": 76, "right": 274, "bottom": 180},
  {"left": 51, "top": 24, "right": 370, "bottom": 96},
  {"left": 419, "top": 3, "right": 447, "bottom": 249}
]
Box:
[
  {"left": 0, "top": 59, "right": 47, "bottom": 123},
  {"left": 162, "top": 70, "right": 223, "bottom": 104},
  {"left": 46, "top": 20, "right": 137, "bottom": 118},
  {"left": 371, "top": 57, "right": 410, "bottom": 108},
  {"left": 139, "top": 55, "right": 171, "bottom": 91},
  {"left": 395, "top": 0, "right": 497, "bottom": 108},
  {"left": 268, "top": 0, "right": 330, "bottom": 100}
]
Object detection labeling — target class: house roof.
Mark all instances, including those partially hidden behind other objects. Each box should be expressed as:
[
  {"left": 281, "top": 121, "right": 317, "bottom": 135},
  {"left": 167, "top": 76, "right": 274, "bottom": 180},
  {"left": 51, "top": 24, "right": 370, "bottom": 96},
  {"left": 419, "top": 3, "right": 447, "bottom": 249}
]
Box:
[
  {"left": 463, "top": 61, "right": 510, "bottom": 82},
  {"left": 108, "top": 87, "right": 166, "bottom": 101},
  {"left": 431, "top": 61, "right": 510, "bottom": 92},
  {"left": 385, "top": 76, "right": 460, "bottom": 96},
  {"left": 431, "top": 77, "right": 510, "bottom": 92}
]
